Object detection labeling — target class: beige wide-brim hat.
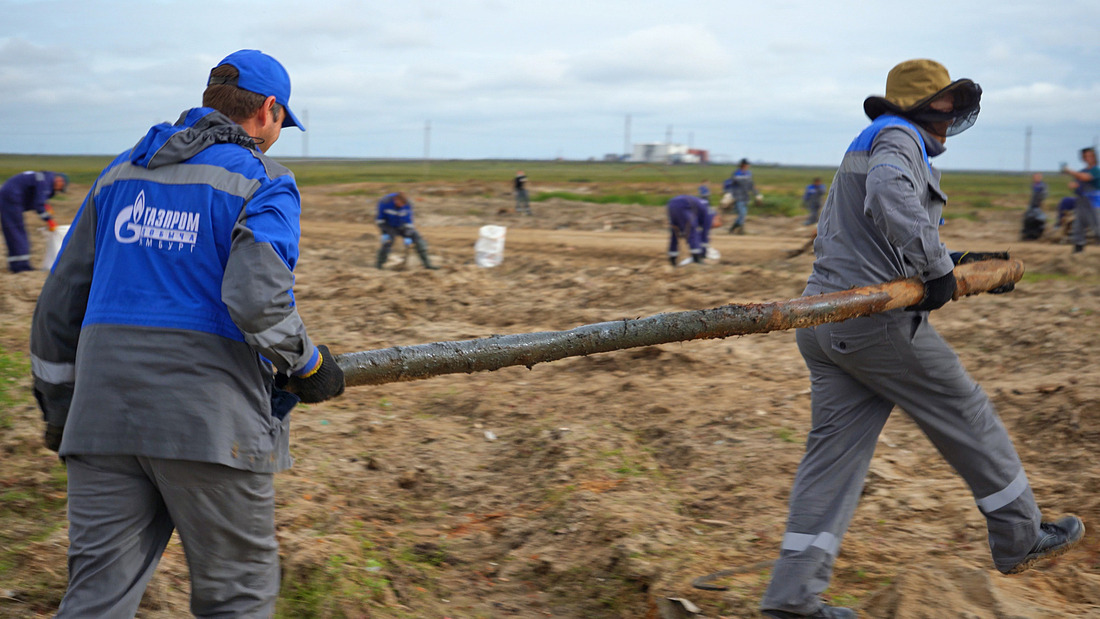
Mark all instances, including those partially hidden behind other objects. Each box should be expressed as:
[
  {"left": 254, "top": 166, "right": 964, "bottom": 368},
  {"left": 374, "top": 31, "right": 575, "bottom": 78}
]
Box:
[{"left": 864, "top": 59, "right": 979, "bottom": 120}]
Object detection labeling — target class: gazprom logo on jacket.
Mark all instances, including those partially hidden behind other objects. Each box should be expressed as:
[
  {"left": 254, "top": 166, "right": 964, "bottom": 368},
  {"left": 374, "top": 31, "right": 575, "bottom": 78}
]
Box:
[{"left": 114, "top": 190, "right": 200, "bottom": 251}]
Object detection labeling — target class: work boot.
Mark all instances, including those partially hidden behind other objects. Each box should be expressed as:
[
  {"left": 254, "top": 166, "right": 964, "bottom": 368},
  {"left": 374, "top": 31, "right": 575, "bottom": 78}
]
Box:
[
  {"left": 376, "top": 245, "right": 391, "bottom": 269},
  {"left": 728, "top": 222, "right": 740, "bottom": 234},
  {"left": 1003, "top": 515, "right": 1084, "bottom": 575},
  {"left": 762, "top": 605, "right": 856, "bottom": 618},
  {"left": 1073, "top": 244, "right": 1084, "bottom": 253},
  {"left": 414, "top": 239, "right": 439, "bottom": 270}
]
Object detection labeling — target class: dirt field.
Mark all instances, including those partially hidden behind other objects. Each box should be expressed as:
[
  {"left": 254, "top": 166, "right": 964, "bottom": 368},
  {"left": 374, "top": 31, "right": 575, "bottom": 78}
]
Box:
[{"left": 2, "top": 180, "right": 1099, "bottom": 618}]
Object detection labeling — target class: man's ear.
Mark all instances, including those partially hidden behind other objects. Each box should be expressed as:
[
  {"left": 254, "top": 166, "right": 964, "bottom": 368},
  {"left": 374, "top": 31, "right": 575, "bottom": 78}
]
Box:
[{"left": 262, "top": 95, "right": 279, "bottom": 126}]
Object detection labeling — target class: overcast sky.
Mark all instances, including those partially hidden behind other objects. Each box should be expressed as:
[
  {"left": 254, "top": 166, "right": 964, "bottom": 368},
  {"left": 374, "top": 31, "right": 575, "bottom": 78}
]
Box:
[{"left": 3, "top": 0, "right": 1100, "bottom": 172}]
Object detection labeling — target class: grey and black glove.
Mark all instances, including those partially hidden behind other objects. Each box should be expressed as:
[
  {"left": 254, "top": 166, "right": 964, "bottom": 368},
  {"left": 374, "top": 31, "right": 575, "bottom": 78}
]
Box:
[
  {"left": 287, "top": 345, "right": 345, "bottom": 403},
  {"left": 44, "top": 424, "right": 64, "bottom": 452},
  {"left": 906, "top": 271, "right": 957, "bottom": 312},
  {"left": 34, "top": 383, "right": 72, "bottom": 453},
  {"left": 950, "top": 250, "right": 1015, "bottom": 294}
]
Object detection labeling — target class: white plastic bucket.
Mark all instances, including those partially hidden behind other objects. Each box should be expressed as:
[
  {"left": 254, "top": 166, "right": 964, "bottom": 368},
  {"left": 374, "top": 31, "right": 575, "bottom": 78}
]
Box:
[
  {"left": 474, "top": 225, "right": 506, "bottom": 268},
  {"left": 42, "top": 225, "right": 70, "bottom": 271}
]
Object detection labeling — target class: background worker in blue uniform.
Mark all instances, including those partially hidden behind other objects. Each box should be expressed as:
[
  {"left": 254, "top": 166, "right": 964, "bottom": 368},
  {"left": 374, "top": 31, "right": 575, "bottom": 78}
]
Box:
[
  {"left": 801, "top": 177, "right": 827, "bottom": 226},
  {"left": 0, "top": 170, "right": 67, "bottom": 272},
  {"left": 30, "top": 49, "right": 345, "bottom": 618},
  {"left": 666, "top": 194, "right": 712, "bottom": 266},
  {"left": 760, "top": 59, "right": 1083, "bottom": 619},
  {"left": 1029, "top": 172, "right": 1048, "bottom": 210},
  {"left": 726, "top": 158, "right": 755, "bottom": 234},
  {"left": 1061, "top": 147, "right": 1100, "bottom": 252},
  {"left": 375, "top": 191, "right": 438, "bottom": 270}
]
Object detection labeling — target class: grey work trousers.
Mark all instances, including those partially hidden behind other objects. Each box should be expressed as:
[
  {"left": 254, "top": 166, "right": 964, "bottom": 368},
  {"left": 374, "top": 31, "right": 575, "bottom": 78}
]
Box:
[
  {"left": 761, "top": 312, "right": 1042, "bottom": 615},
  {"left": 57, "top": 455, "right": 279, "bottom": 619},
  {"left": 515, "top": 189, "right": 531, "bottom": 215},
  {"left": 1072, "top": 197, "right": 1100, "bottom": 246}
]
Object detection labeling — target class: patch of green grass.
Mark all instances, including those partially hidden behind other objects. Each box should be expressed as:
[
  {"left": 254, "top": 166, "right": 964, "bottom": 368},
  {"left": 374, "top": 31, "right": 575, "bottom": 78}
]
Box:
[
  {"left": 0, "top": 345, "right": 31, "bottom": 430},
  {"left": 1019, "top": 271, "right": 1090, "bottom": 284},
  {"left": 0, "top": 460, "right": 69, "bottom": 574},
  {"left": 598, "top": 448, "right": 652, "bottom": 477},
  {"left": 753, "top": 194, "right": 803, "bottom": 217},
  {"left": 398, "top": 541, "right": 449, "bottom": 567},
  {"left": 829, "top": 592, "right": 860, "bottom": 608},
  {"left": 277, "top": 551, "right": 391, "bottom": 618},
  {"left": 943, "top": 210, "right": 980, "bottom": 222},
  {"left": 775, "top": 428, "right": 798, "bottom": 443},
  {"left": 532, "top": 190, "right": 670, "bottom": 207},
  {"left": 545, "top": 483, "right": 578, "bottom": 505},
  {"left": 0, "top": 155, "right": 1050, "bottom": 215}
]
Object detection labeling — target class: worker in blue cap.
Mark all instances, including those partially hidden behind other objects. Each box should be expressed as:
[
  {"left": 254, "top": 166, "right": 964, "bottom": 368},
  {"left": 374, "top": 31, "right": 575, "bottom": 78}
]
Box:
[{"left": 32, "top": 49, "right": 343, "bottom": 617}]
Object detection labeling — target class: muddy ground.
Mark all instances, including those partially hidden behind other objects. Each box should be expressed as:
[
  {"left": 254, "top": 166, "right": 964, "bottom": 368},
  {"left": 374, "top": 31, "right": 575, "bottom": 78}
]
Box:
[{"left": 2, "top": 180, "right": 1099, "bottom": 618}]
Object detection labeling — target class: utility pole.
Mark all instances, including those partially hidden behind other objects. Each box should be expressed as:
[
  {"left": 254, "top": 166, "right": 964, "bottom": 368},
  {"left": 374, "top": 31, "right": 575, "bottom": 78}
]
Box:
[
  {"left": 302, "top": 109, "right": 309, "bottom": 158},
  {"left": 666, "top": 125, "right": 673, "bottom": 163},
  {"left": 624, "top": 114, "right": 631, "bottom": 159},
  {"left": 1023, "top": 125, "right": 1031, "bottom": 173},
  {"left": 423, "top": 120, "right": 431, "bottom": 178}
]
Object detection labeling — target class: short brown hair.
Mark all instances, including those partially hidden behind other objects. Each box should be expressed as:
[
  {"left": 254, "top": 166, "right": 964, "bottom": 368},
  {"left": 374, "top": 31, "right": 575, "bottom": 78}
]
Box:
[{"left": 203, "top": 64, "right": 277, "bottom": 125}]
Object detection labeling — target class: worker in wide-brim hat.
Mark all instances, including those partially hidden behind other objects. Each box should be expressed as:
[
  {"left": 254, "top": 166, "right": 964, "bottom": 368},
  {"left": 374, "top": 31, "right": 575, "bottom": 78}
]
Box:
[
  {"left": 758, "top": 59, "right": 1083, "bottom": 619},
  {"left": 863, "top": 57, "right": 982, "bottom": 141}
]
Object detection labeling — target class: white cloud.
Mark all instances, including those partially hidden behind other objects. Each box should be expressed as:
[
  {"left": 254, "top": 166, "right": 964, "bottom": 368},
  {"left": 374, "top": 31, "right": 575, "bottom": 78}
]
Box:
[{"left": 570, "top": 24, "right": 731, "bottom": 84}]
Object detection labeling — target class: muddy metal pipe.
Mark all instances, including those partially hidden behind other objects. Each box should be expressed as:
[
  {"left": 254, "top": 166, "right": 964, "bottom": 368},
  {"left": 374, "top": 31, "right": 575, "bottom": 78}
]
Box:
[{"left": 336, "top": 259, "right": 1023, "bottom": 387}]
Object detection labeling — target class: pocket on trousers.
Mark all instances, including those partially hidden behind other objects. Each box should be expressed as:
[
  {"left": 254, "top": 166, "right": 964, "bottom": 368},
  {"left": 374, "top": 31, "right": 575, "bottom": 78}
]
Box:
[{"left": 829, "top": 320, "right": 889, "bottom": 355}]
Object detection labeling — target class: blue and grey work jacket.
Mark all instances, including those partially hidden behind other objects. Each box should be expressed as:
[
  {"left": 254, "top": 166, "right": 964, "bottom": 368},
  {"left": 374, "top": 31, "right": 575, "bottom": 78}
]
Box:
[
  {"left": 376, "top": 193, "right": 414, "bottom": 231},
  {"left": 30, "top": 108, "right": 318, "bottom": 472}
]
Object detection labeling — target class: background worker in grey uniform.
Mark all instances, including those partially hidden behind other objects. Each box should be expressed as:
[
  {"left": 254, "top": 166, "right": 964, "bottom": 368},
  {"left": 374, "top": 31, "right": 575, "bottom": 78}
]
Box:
[
  {"left": 514, "top": 170, "right": 531, "bottom": 215},
  {"left": 727, "top": 158, "right": 754, "bottom": 234},
  {"left": 1060, "top": 147, "right": 1100, "bottom": 252},
  {"left": 30, "top": 50, "right": 346, "bottom": 618},
  {"left": 760, "top": 59, "right": 1083, "bottom": 619}
]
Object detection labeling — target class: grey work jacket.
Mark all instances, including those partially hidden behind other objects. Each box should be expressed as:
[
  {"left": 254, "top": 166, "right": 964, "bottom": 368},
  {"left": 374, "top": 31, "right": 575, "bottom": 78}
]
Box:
[{"left": 805, "top": 117, "right": 954, "bottom": 299}]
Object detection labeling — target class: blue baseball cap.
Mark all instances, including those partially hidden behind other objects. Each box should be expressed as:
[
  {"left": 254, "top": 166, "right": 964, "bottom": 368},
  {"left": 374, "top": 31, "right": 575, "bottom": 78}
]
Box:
[{"left": 210, "top": 49, "right": 304, "bottom": 130}]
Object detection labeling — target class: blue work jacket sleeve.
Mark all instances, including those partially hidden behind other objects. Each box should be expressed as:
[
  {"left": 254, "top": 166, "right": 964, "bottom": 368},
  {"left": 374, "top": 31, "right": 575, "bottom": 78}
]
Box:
[{"left": 221, "top": 174, "right": 317, "bottom": 375}]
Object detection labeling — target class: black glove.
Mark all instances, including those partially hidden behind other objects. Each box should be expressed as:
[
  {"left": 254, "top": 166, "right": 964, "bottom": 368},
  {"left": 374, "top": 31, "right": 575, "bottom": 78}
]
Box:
[
  {"left": 906, "top": 271, "right": 957, "bottom": 312},
  {"left": 287, "top": 345, "right": 345, "bottom": 403},
  {"left": 34, "top": 383, "right": 72, "bottom": 453},
  {"left": 44, "top": 423, "right": 64, "bottom": 452},
  {"left": 950, "top": 250, "right": 1015, "bottom": 294}
]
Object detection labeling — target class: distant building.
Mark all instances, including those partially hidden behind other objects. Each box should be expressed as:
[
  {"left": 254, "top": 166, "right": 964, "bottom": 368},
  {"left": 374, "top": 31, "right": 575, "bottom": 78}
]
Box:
[{"left": 629, "top": 143, "right": 707, "bottom": 164}]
